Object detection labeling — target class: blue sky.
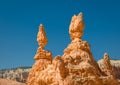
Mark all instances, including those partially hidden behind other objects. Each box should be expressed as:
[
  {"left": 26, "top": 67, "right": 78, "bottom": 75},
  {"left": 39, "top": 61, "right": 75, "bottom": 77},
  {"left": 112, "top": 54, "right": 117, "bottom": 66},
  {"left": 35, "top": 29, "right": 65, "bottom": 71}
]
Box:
[{"left": 0, "top": 0, "right": 120, "bottom": 69}]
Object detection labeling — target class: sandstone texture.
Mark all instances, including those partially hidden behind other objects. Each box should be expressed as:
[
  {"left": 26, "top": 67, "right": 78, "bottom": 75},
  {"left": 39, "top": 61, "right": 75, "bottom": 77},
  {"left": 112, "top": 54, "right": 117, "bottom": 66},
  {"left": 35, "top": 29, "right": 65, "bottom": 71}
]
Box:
[
  {"left": 26, "top": 12, "right": 119, "bottom": 85},
  {"left": 26, "top": 24, "right": 52, "bottom": 85}
]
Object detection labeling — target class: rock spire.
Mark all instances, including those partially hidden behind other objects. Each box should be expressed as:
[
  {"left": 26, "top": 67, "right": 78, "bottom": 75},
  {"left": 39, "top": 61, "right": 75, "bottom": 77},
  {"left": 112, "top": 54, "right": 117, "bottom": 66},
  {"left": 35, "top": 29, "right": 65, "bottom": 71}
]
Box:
[
  {"left": 26, "top": 24, "right": 52, "bottom": 85},
  {"left": 27, "top": 13, "right": 119, "bottom": 85},
  {"left": 69, "top": 12, "right": 85, "bottom": 40},
  {"left": 37, "top": 24, "right": 48, "bottom": 49}
]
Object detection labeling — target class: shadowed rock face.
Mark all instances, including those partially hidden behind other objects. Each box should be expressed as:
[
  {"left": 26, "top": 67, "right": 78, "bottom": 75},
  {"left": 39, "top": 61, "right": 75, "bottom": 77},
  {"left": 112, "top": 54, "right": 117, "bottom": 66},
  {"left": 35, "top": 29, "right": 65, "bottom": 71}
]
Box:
[{"left": 26, "top": 12, "right": 119, "bottom": 85}]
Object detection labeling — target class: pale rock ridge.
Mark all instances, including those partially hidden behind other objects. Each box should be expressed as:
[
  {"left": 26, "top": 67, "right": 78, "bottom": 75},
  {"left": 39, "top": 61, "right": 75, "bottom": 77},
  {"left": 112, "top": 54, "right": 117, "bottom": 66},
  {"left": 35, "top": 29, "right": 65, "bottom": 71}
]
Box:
[
  {"left": 0, "top": 67, "right": 30, "bottom": 83},
  {"left": 26, "top": 13, "right": 119, "bottom": 85}
]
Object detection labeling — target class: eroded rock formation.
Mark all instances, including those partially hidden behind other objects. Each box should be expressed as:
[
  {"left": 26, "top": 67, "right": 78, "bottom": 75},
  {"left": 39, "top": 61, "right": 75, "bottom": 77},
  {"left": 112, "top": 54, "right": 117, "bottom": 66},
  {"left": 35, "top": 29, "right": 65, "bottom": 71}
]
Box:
[
  {"left": 100, "top": 53, "right": 115, "bottom": 77},
  {"left": 69, "top": 12, "right": 84, "bottom": 40},
  {"left": 98, "top": 54, "right": 120, "bottom": 80},
  {"left": 26, "top": 13, "right": 119, "bottom": 85},
  {"left": 26, "top": 24, "right": 52, "bottom": 85}
]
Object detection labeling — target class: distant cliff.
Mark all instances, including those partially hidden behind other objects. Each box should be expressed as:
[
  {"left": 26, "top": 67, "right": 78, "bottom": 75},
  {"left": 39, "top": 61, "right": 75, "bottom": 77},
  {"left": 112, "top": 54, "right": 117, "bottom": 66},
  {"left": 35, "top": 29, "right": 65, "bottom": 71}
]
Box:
[{"left": 0, "top": 67, "right": 31, "bottom": 83}]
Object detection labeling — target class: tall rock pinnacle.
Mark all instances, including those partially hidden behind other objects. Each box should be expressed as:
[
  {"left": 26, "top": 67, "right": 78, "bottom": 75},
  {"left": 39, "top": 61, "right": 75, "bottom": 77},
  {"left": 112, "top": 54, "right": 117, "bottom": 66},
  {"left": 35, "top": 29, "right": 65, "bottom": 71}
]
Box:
[
  {"left": 26, "top": 24, "right": 52, "bottom": 85},
  {"left": 37, "top": 24, "right": 48, "bottom": 49},
  {"left": 69, "top": 12, "right": 85, "bottom": 40}
]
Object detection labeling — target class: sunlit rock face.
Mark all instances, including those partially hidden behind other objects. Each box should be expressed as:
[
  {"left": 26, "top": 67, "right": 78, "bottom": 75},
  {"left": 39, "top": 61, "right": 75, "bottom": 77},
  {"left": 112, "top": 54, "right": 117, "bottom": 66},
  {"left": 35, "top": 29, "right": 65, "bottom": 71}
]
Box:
[
  {"left": 26, "top": 13, "right": 119, "bottom": 85},
  {"left": 26, "top": 24, "right": 52, "bottom": 85}
]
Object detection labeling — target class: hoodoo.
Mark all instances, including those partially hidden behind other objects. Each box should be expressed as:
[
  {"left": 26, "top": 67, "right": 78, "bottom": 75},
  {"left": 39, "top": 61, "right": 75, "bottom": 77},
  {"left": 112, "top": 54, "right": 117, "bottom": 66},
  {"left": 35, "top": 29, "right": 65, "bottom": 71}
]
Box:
[{"left": 27, "top": 13, "right": 119, "bottom": 85}]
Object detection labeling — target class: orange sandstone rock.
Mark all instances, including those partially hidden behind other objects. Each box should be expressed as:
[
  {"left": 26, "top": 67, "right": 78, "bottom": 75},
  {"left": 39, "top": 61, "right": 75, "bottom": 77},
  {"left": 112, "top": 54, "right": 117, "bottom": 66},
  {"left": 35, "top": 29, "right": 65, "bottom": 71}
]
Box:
[
  {"left": 69, "top": 12, "right": 84, "bottom": 40},
  {"left": 37, "top": 24, "right": 48, "bottom": 49},
  {"left": 102, "top": 53, "right": 115, "bottom": 77},
  {"left": 27, "top": 13, "right": 119, "bottom": 85},
  {"left": 26, "top": 24, "right": 52, "bottom": 85}
]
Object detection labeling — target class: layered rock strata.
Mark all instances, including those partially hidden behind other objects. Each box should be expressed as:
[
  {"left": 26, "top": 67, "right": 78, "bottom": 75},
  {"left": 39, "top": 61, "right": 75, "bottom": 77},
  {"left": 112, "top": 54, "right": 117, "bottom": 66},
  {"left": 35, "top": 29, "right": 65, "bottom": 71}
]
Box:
[{"left": 0, "top": 67, "right": 30, "bottom": 83}]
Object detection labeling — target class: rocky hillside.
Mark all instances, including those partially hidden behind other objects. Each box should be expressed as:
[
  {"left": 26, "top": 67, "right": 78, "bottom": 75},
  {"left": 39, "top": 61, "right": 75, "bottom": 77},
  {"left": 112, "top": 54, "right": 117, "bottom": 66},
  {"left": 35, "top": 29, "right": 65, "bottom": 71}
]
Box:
[{"left": 0, "top": 67, "right": 31, "bottom": 83}]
